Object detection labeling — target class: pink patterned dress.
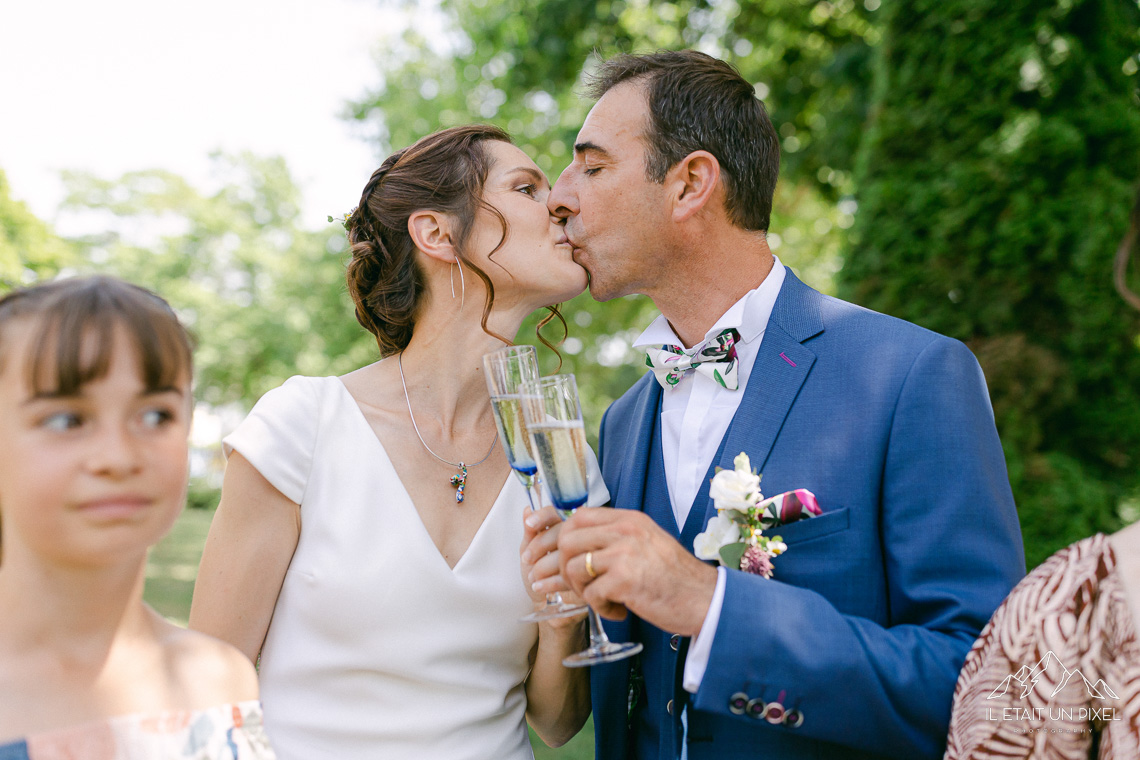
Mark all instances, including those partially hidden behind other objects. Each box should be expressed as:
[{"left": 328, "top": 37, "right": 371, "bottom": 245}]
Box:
[
  {"left": 945, "top": 534, "right": 1140, "bottom": 759},
  {"left": 0, "top": 701, "right": 275, "bottom": 760}
]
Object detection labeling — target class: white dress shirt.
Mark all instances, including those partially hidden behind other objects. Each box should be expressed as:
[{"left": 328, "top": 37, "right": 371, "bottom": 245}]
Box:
[{"left": 631, "top": 257, "right": 786, "bottom": 694}]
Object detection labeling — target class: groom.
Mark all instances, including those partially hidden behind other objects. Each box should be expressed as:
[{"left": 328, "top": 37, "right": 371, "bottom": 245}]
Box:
[{"left": 527, "top": 51, "right": 1025, "bottom": 759}]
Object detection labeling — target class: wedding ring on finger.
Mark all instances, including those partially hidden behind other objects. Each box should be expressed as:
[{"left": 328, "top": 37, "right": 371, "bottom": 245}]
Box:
[{"left": 585, "top": 551, "right": 598, "bottom": 579}]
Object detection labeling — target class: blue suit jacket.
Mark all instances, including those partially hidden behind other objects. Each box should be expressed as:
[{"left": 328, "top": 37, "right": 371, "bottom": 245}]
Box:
[{"left": 592, "top": 270, "right": 1025, "bottom": 760}]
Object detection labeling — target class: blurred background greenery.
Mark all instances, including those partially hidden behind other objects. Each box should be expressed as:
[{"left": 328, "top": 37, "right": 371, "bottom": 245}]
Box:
[{"left": 3, "top": 1, "right": 1140, "bottom": 756}]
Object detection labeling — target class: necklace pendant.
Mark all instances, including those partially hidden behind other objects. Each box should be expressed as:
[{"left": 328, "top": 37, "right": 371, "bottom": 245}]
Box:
[{"left": 449, "top": 463, "right": 468, "bottom": 503}]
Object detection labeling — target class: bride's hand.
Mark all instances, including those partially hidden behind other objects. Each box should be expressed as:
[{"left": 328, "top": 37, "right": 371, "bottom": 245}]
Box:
[{"left": 521, "top": 506, "right": 573, "bottom": 603}]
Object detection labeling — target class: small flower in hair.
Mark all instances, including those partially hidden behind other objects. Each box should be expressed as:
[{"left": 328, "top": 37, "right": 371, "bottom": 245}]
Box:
[{"left": 327, "top": 208, "right": 356, "bottom": 231}]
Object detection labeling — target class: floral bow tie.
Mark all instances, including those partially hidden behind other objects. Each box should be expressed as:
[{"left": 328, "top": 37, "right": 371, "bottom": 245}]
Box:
[{"left": 644, "top": 328, "right": 740, "bottom": 390}]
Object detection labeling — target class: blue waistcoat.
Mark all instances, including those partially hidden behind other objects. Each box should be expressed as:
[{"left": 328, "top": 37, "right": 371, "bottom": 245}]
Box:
[{"left": 630, "top": 395, "right": 729, "bottom": 760}]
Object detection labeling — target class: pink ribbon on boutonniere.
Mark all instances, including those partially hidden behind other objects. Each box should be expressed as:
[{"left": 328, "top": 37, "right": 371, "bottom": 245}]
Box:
[{"left": 694, "top": 452, "right": 825, "bottom": 578}]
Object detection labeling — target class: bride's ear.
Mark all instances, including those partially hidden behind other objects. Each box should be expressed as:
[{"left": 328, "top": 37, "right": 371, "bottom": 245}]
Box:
[{"left": 408, "top": 210, "right": 459, "bottom": 263}]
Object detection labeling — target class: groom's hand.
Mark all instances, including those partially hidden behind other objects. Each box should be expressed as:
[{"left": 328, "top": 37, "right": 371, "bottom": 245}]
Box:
[{"left": 552, "top": 508, "right": 718, "bottom": 637}]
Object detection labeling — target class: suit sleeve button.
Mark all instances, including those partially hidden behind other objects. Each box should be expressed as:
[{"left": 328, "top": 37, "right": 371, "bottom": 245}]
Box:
[
  {"left": 728, "top": 693, "right": 748, "bottom": 715},
  {"left": 764, "top": 702, "right": 786, "bottom": 724},
  {"left": 666, "top": 699, "right": 674, "bottom": 716},
  {"left": 784, "top": 709, "right": 804, "bottom": 728},
  {"left": 745, "top": 698, "right": 766, "bottom": 719},
  {"left": 669, "top": 634, "right": 681, "bottom": 651}
]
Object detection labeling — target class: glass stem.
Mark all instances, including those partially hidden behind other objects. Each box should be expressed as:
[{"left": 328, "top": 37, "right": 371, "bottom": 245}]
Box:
[
  {"left": 521, "top": 473, "right": 538, "bottom": 512},
  {"left": 587, "top": 606, "right": 612, "bottom": 651}
]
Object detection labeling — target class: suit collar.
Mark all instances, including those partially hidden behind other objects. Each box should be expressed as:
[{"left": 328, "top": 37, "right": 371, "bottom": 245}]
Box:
[
  {"left": 768, "top": 267, "right": 824, "bottom": 344},
  {"left": 633, "top": 257, "right": 788, "bottom": 351},
  {"left": 612, "top": 375, "right": 661, "bottom": 522}
]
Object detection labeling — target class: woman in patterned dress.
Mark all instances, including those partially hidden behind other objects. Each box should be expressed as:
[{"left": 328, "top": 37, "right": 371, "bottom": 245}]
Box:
[
  {"left": 0, "top": 277, "right": 275, "bottom": 759},
  {"left": 944, "top": 521, "right": 1140, "bottom": 759}
]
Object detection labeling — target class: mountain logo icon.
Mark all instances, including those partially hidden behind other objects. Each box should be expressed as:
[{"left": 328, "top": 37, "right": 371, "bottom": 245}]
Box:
[{"left": 987, "top": 651, "right": 1119, "bottom": 701}]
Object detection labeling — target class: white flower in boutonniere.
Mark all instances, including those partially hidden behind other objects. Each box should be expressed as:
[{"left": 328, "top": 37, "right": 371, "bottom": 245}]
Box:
[
  {"left": 694, "top": 514, "right": 741, "bottom": 560},
  {"left": 694, "top": 452, "right": 823, "bottom": 578},
  {"left": 708, "top": 452, "right": 762, "bottom": 511}
]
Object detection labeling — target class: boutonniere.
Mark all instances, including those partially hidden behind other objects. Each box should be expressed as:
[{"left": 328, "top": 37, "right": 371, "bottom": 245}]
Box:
[{"left": 693, "top": 452, "right": 822, "bottom": 578}]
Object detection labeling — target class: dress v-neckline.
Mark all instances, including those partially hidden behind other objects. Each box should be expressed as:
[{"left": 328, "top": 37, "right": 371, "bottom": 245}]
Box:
[{"left": 333, "top": 377, "right": 513, "bottom": 573}]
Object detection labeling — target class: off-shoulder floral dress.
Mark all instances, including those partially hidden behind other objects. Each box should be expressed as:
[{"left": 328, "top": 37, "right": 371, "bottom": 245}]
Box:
[{"left": 0, "top": 701, "right": 275, "bottom": 760}]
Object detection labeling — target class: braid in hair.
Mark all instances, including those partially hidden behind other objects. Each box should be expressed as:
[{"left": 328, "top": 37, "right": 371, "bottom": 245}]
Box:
[{"left": 345, "top": 150, "right": 423, "bottom": 356}]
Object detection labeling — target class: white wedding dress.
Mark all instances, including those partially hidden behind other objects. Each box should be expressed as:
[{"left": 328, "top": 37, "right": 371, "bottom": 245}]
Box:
[{"left": 223, "top": 376, "right": 608, "bottom": 760}]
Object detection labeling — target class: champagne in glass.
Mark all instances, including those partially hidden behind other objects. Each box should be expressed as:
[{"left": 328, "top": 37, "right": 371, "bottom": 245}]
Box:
[
  {"left": 489, "top": 394, "right": 538, "bottom": 479},
  {"left": 526, "top": 419, "right": 589, "bottom": 520},
  {"left": 483, "top": 346, "right": 586, "bottom": 622},
  {"left": 520, "top": 374, "right": 643, "bottom": 667}
]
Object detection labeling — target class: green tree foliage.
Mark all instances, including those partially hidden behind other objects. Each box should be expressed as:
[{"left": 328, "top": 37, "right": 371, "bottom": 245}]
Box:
[
  {"left": 0, "top": 169, "right": 73, "bottom": 291},
  {"left": 357, "top": 0, "right": 881, "bottom": 199},
  {"left": 840, "top": 0, "right": 1140, "bottom": 567},
  {"left": 351, "top": 0, "right": 886, "bottom": 430},
  {"left": 59, "top": 153, "right": 375, "bottom": 408}
]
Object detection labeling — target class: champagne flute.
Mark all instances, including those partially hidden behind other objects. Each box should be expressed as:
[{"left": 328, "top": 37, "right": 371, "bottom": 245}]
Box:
[
  {"left": 520, "top": 374, "right": 643, "bottom": 667},
  {"left": 483, "top": 346, "right": 586, "bottom": 622}
]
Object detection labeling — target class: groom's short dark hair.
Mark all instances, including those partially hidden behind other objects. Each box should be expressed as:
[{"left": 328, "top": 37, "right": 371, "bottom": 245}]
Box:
[{"left": 586, "top": 50, "right": 780, "bottom": 232}]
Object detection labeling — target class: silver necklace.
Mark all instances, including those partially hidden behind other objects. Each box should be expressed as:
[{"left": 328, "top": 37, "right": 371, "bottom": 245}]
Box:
[{"left": 398, "top": 352, "right": 497, "bottom": 503}]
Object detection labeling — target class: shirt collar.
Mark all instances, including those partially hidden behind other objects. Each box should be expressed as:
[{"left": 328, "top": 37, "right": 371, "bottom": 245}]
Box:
[{"left": 633, "top": 257, "right": 786, "bottom": 352}]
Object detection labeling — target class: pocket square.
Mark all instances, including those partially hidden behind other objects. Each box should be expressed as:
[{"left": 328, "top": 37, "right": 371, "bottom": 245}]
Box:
[{"left": 756, "top": 489, "right": 822, "bottom": 530}]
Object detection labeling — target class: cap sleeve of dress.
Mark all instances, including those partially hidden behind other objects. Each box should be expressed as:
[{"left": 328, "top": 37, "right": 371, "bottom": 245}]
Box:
[{"left": 222, "top": 375, "right": 323, "bottom": 505}]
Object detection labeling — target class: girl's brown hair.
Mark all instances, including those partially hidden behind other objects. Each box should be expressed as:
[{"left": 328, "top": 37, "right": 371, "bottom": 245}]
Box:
[
  {"left": 344, "top": 124, "right": 566, "bottom": 357},
  {"left": 0, "top": 275, "right": 193, "bottom": 395}
]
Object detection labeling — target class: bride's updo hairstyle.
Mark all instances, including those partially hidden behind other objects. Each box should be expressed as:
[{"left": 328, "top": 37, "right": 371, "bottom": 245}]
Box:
[{"left": 345, "top": 124, "right": 566, "bottom": 358}]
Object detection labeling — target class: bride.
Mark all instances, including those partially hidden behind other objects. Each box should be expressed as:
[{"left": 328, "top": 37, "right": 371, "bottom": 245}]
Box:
[{"left": 189, "top": 125, "right": 607, "bottom": 759}]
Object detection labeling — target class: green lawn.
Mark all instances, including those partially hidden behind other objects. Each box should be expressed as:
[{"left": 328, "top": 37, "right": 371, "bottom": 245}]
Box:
[
  {"left": 144, "top": 507, "right": 213, "bottom": 625},
  {"left": 530, "top": 719, "right": 595, "bottom": 760},
  {"left": 145, "top": 508, "right": 596, "bottom": 759}
]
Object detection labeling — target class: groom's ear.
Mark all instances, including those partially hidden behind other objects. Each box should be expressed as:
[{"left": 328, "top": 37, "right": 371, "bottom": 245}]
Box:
[
  {"left": 667, "top": 150, "right": 721, "bottom": 224},
  {"left": 408, "top": 210, "right": 459, "bottom": 263}
]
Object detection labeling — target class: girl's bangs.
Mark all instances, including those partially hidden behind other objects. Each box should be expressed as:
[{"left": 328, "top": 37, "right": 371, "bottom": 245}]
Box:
[{"left": 11, "top": 278, "right": 192, "bottom": 395}]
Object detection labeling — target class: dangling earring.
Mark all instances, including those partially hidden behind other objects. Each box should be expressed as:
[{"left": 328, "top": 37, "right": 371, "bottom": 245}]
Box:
[{"left": 451, "top": 258, "right": 466, "bottom": 308}]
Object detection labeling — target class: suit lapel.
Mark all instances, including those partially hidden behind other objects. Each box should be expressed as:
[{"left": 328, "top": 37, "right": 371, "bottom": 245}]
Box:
[
  {"left": 614, "top": 377, "right": 662, "bottom": 517},
  {"left": 703, "top": 270, "right": 824, "bottom": 527},
  {"left": 603, "top": 378, "right": 661, "bottom": 646}
]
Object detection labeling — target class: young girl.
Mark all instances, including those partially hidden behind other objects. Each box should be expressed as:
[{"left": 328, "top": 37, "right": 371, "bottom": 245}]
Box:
[{"left": 0, "top": 276, "right": 275, "bottom": 759}]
